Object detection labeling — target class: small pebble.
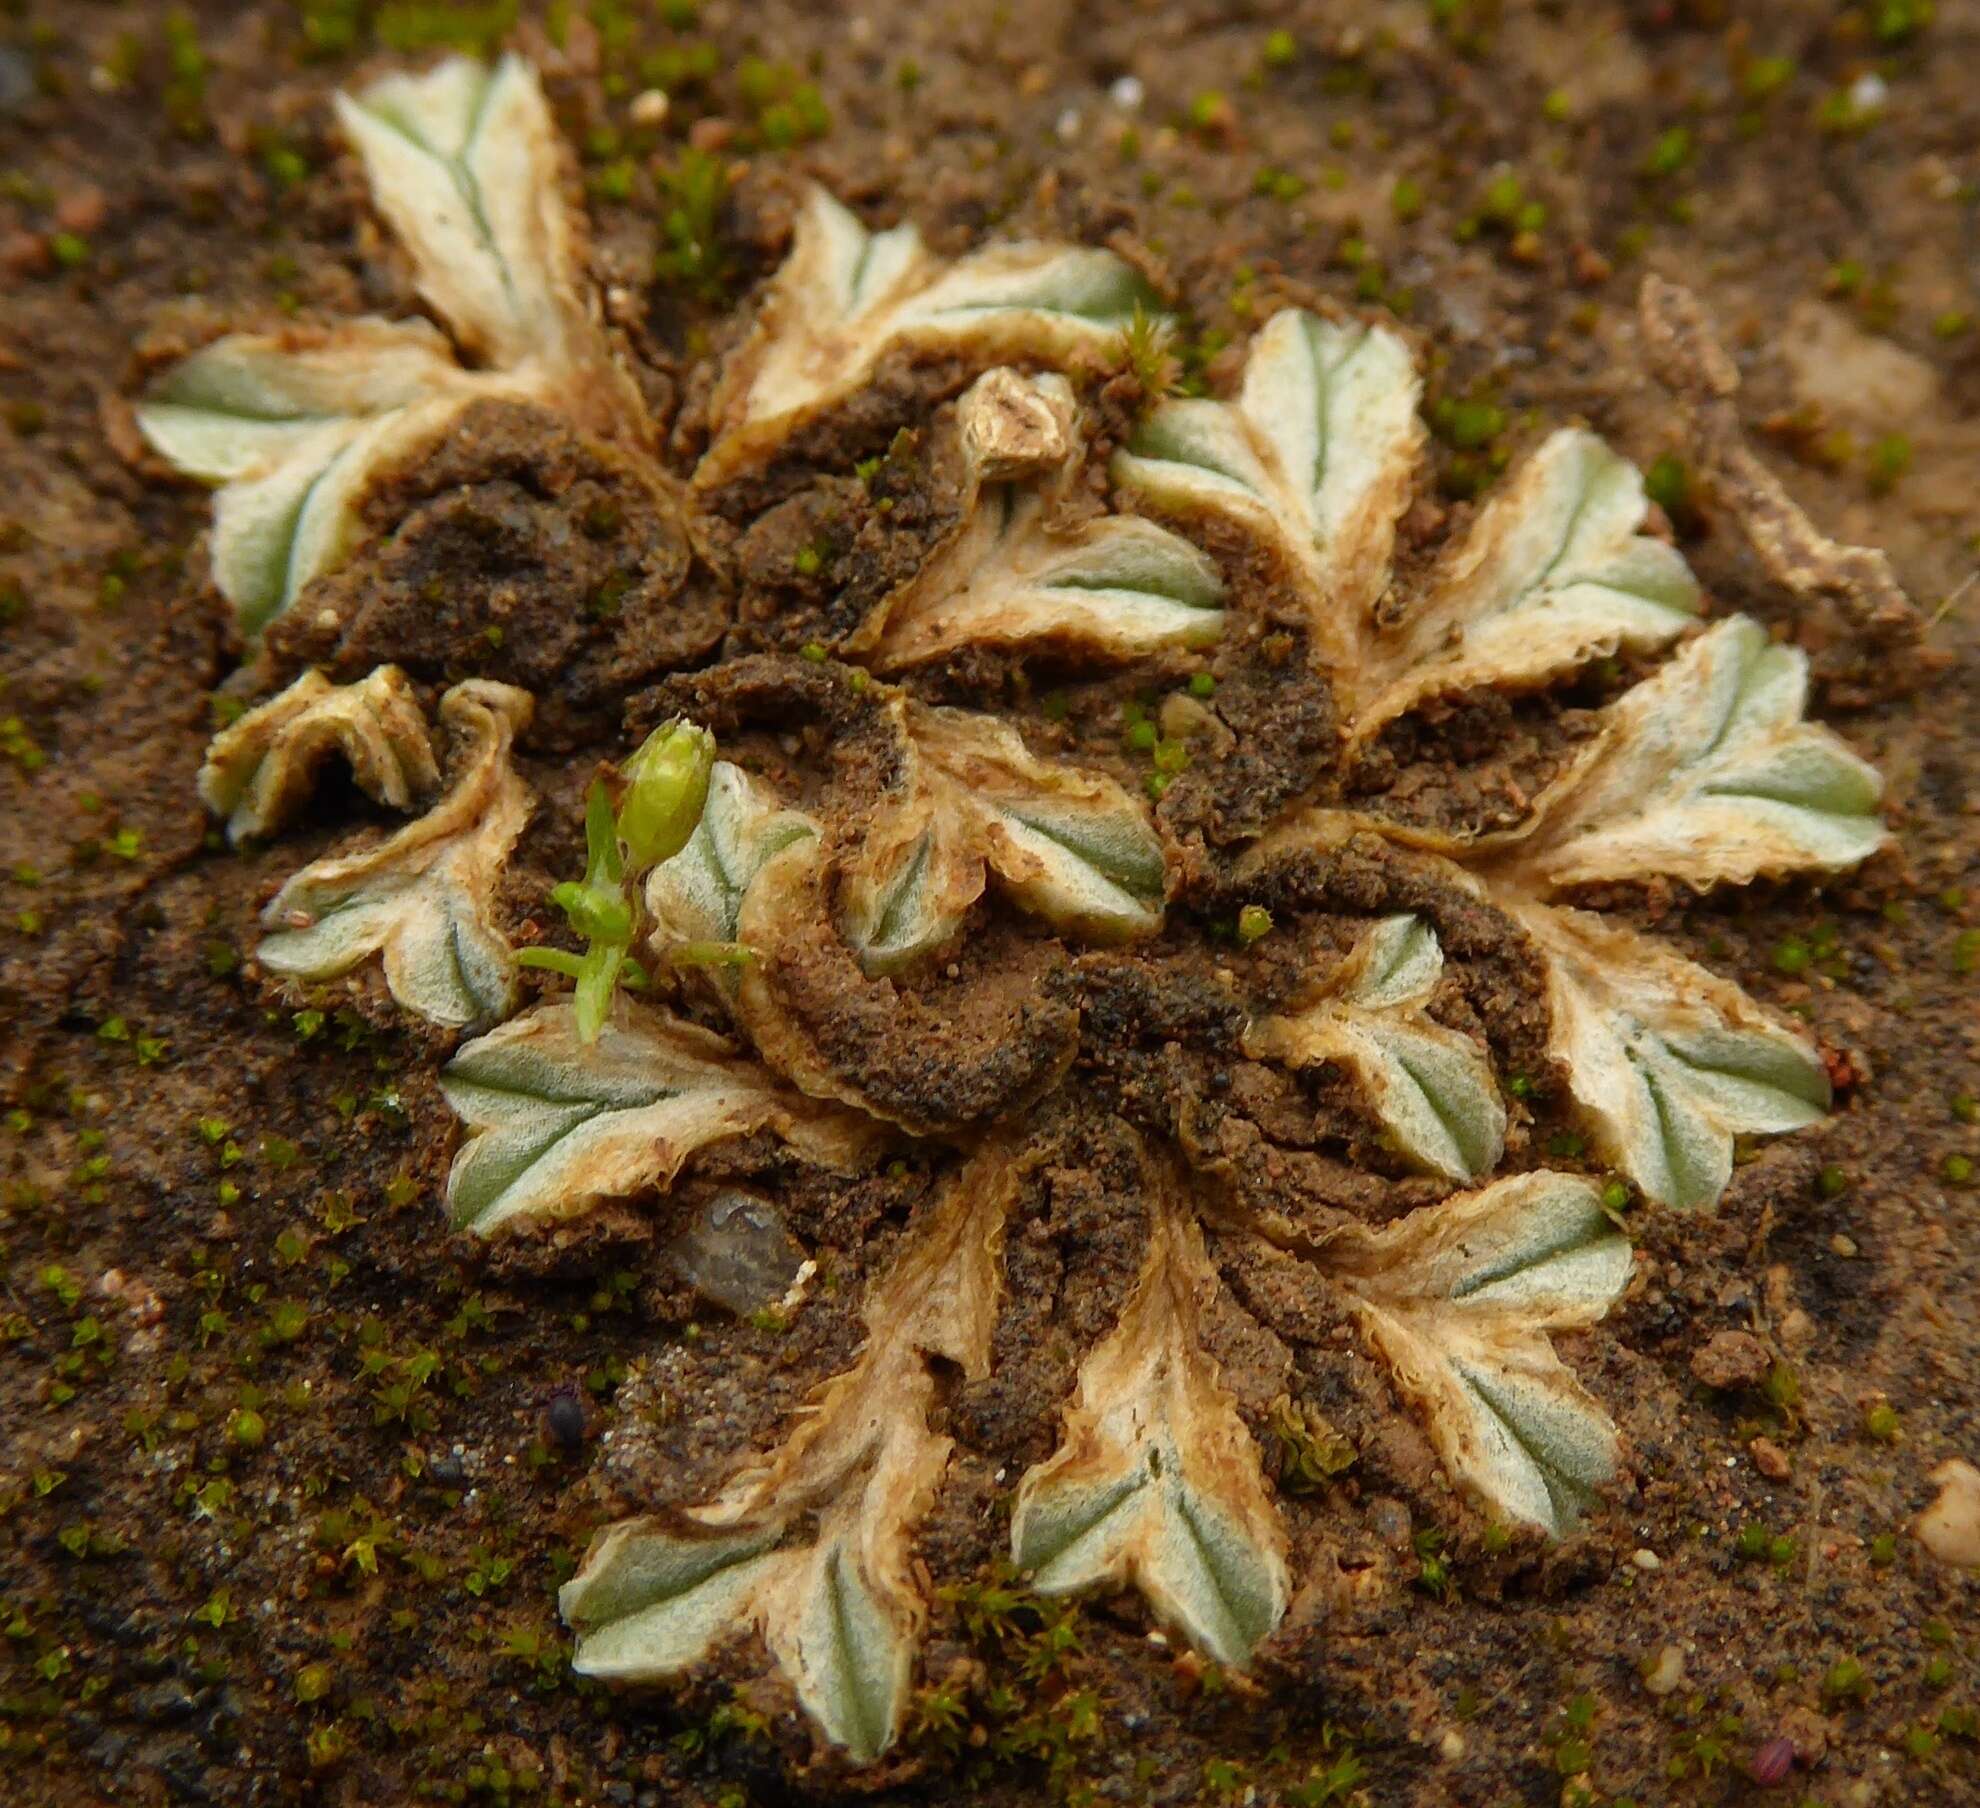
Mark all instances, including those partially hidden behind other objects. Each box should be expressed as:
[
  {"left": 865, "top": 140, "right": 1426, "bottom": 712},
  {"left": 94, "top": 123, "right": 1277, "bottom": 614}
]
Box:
[
  {"left": 1829, "top": 1233, "right": 1859, "bottom": 1258},
  {"left": 545, "top": 1389, "right": 587, "bottom": 1455},
  {"left": 55, "top": 186, "right": 107, "bottom": 235},
  {"left": 1368, "top": 1496, "right": 1412, "bottom": 1549},
  {"left": 1630, "top": 1547, "right": 1661, "bottom": 1571},
  {"left": 1691, "top": 1328, "right": 1769, "bottom": 1391},
  {"left": 0, "top": 230, "right": 49, "bottom": 277},
  {"left": 1915, "top": 1459, "right": 1980, "bottom": 1568},
  {"left": 1750, "top": 1436, "right": 1792, "bottom": 1481},
  {"left": 667, "top": 1189, "right": 806, "bottom": 1316},
  {"left": 1643, "top": 1643, "right": 1685, "bottom": 1696},
  {"left": 1749, "top": 1735, "right": 1796, "bottom": 1787},
  {"left": 1109, "top": 74, "right": 1145, "bottom": 110},
  {"left": 629, "top": 89, "right": 669, "bottom": 127}
]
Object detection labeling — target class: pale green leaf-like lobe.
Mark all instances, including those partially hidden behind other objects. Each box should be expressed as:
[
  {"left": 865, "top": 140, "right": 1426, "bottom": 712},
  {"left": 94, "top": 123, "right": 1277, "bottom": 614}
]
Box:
[
  {"left": 698, "top": 186, "right": 1162, "bottom": 487},
  {"left": 210, "top": 429, "right": 368, "bottom": 637},
  {"left": 1115, "top": 308, "right": 1421, "bottom": 672},
  {"left": 1339, "top": 911, "right": 1444, "bottom": 1012},
  {"left": 855, "top": 369, "right": 1225, "bottom": 669},
  {"left": 440, "top": 998, "right": 878, "bottom": 1235},
  {"left": 197, "top": 665, "right": 438, "bottom": 844},
  {"left": 1513, "top": 901, "right": 1829, "bottom": 1210},
  {"left": 562, "top": 1148, "right": 1020, "bottom": 1761},
  {"left": 927, "top": 709, "right": 1168, "bottom": 935},
  {"left": 840, "top": 702, "right": 1167, "bottom": 972},
  {"left": 1117, "top": 326, "right": 1704, "bottom": 732},
  {"left": 255, "top": 681, "right": 534, "bottom": 1029},
  {"left": 138, "top": 56, "right": 605, "bottom": 636},
  {"left": 1353, "top": 429, "right": 1700, "bottom": 739},
  {"left": 1245, "top": 915, "right": 1506, "bottom": 1182},
  {"left": 1499, "top": 614, "right": 1888, "bottom": 893},
  {"left": 645, "top": 762, "right": 820, "bottom": 950},
  {"left": 136, "top": 320, "right": 465, "bottom": 481},
  {"left": 793, "top": 1543, "right": 907, "bottom": 1763},
  {"left": 558, "top": 1524, "right": 779, "bottom": 1679},
  {"left": 137, "top": 326, "right": 497, "bottom": 636},
  {"left": 333, "top": 53, "right": 585, "bottom": 368},
  {"left": 1326, "top": 1170, "right": 1632, "bottom": 1536},
  {"left": 1012, "top": 1188, "right": 1288, "bottom": 1668}
]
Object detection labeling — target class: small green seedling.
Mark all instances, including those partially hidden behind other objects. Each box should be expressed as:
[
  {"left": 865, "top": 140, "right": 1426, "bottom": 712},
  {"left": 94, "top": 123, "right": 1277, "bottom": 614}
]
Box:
[{"left": 520, "top": 720, "right": 714, "bottom": 1041}]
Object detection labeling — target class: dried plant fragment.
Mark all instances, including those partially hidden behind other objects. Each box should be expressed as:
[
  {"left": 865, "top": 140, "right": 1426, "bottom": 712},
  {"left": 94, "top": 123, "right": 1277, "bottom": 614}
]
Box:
[
  {"left": 1511, "top": 902, "right": 1828, "bottom": 1210},
  {"left": 1493, "top": 615, "right": 1887, "bottom": 894},
  {"left": 852, "top": 370, "right": 1225, "bottom": 670},
  {"left": 1244, "top": 915, "right": 1506, "bottom": 1182},
  {"left": 136, "top": 322, "right": 508, "bottom": 636},
  {"left": 439, "top": 999, "right": 878, "bottom": 1236},
  {"left": 1114, "top": 308, "right": 1421, "bottom": 673},
  {"left": 840, "top": 702, "right": 1168, "bottom": 972},
  {"left": 1010, "top": 1177, "right": 1289, "bottom": 1668},
  {"left": 255, "top": 680, "right": 532, "bottom": 1029},
  {"left": 333, "top": 54, "right": 590, "bottom": 373},
  {"left": 198, "top": 665, "right": 438, "bottom": 844},
  {"left": 1351, "top": 429, "right": 1700, "bottom": 741},
  {"left": 697, "top": 186, "right": 1159, "bottom": 486},
  {"left": 562, "top": 1147, "right": 1019, "bottom": 1760},
  {"left": 644, "top": 760, "right": 820, "bottom": 949},
  {"left": 137, "top": 57, "right": 622, "bottom": 637},
  {"left": 1324, "top": 1170, "right": 1632, "bottom": 1536},
  {"left": 1638, "top": 276, "right": 1921, "bottom": 649}
]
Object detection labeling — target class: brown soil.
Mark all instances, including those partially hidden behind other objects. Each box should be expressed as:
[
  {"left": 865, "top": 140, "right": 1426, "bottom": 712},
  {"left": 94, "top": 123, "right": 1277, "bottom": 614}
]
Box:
[{"left": 2, "top": 4, "right": 1977, "bottom": 1808}]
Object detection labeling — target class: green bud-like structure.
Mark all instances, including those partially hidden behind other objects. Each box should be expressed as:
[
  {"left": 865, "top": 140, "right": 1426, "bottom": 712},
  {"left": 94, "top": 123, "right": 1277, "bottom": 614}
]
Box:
[{"left": 617, "top": 719, "right": 715, "bottom": 872}]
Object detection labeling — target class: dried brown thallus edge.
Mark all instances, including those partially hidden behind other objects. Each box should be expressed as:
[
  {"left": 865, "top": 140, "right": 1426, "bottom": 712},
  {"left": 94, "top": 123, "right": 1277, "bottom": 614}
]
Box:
[{"left": 1637, "top": 276, "right": 1934, "bottom": 692}]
